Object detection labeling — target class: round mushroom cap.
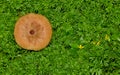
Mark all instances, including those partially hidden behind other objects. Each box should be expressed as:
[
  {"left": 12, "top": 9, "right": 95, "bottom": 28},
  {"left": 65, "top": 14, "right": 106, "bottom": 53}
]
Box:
[{"left": 14, "top": 13, "right": 52, "bottom": 51}]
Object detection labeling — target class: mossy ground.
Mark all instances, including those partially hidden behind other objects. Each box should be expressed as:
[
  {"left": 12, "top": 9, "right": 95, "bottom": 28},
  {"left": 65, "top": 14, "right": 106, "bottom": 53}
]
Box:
[{"left": 0, "top": 0, "right": 120, "bottom": 75}]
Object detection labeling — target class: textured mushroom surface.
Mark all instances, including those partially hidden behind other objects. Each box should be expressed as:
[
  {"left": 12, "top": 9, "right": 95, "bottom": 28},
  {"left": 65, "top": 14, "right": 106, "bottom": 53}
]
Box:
[{"left": 14, "top": 13, "right": 52, "bottom": 51}]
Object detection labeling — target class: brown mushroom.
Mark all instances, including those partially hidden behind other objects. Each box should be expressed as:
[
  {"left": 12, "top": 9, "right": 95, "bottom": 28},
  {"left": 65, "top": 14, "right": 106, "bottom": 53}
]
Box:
[{"left": 14, "top": 13, "right": 52, "bottom": 51}]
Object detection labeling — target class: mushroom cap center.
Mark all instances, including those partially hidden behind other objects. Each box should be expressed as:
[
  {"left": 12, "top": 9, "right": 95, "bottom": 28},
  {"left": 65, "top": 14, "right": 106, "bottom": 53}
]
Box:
[{"left": 29, "top": 29, "right": 35, "bottom": 35}]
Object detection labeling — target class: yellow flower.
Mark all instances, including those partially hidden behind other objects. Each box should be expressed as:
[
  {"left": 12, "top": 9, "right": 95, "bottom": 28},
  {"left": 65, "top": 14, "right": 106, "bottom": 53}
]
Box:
[
  {"left": 92, "top": 41, "right": 96, "bottom": 45},
  {"left": 92, "top": 41, "right": 101, "bottom": 46},
  {"left": 78, "top": 45, "right": 84, "bottom": 49},
  {"left": 96, "top": 41, "right": 101, "bottom": 46},
  {"left": 105, "top": 34, "right": 110, "bottom": 41}
]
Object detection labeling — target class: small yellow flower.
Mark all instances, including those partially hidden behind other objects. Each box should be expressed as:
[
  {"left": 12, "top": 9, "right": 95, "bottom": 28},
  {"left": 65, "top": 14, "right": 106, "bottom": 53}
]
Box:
[
  {"left": 92, "top": 41, "right": 101, "bottom": 46},
  {"left": 92, "top": 41, "right": 96, "bottom": 45},
  {"left": 105, "top": 34, "right": 110, "bottom": 41},
  {"left": 96, "top": 41, "right": 101, "bottom": 46},
  {"left": 78, "top": 45, "right": 84, "bottom": 49}
]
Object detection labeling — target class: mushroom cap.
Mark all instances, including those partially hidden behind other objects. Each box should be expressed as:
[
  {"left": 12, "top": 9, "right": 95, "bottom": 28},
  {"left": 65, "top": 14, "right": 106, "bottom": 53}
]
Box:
[{"left": 14, "top": 13, "right": 52, "bottom": 51}]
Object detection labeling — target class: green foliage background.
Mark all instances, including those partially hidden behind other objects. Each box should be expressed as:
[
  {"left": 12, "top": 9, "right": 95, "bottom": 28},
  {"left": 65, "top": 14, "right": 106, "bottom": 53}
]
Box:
[{"left": 0, "top": 0, "right": 120, "bottom": 75}]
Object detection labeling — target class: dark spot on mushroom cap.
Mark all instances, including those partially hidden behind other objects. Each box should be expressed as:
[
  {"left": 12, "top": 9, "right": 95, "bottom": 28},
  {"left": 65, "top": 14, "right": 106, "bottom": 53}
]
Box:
[{"left": 29, "top": 29, "right": 35, "bottom": 35}]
